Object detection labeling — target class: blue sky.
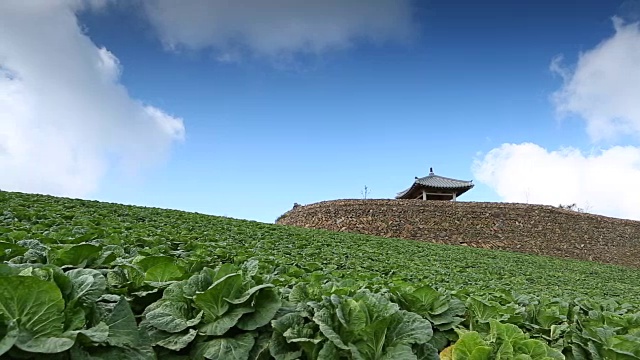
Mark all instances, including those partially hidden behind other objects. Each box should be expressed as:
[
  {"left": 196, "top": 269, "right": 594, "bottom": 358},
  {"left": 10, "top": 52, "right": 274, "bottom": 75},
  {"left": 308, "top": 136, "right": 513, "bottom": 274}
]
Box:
[{"left": 1, "top": 0, "right": 640, "bottom": 222}]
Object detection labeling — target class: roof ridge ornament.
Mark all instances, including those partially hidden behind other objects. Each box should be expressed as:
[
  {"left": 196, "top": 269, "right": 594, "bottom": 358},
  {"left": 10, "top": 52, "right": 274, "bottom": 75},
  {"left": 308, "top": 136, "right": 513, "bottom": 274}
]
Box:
[{"left": 429, "top": 167, "right": 434, "bottom": 176}]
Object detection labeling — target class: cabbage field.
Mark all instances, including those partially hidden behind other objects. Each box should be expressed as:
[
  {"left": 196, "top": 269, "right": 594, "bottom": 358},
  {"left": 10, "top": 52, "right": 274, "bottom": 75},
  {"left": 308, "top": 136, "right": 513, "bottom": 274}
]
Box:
[{"left": 0, "top": 190, "right": 639, "bottom": 359}]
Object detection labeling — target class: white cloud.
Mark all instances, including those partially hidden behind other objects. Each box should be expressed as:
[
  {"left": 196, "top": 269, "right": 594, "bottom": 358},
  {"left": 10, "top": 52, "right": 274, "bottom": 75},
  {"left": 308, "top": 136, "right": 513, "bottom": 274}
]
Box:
[
  {"left": 0, "top": 0, "right": 185, "bottom": 197},
  {"left": 140, "top": 0, "right": 416, "bottom": 59},
  {"left": 475, "top": 17, "right": 640, "bottom": 221},
  {"left": 551, "top": 17, "right": 640, "bottom": 141},
  {"left": 472, "top": 143, "right": 640, "bottom": 220}
]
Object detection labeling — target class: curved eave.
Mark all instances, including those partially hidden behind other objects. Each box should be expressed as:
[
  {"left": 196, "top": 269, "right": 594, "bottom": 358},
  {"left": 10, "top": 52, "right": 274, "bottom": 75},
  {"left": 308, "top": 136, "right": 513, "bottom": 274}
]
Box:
[{"left": 395, "top": 183, "right": 474, "bottom": 199}]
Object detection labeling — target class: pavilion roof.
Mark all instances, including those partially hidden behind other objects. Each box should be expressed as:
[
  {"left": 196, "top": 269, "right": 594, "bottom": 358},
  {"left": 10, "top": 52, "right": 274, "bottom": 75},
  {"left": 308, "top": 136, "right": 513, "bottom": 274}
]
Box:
[{"left": 396, "top": 170, "right": 474, "bottom": 199}]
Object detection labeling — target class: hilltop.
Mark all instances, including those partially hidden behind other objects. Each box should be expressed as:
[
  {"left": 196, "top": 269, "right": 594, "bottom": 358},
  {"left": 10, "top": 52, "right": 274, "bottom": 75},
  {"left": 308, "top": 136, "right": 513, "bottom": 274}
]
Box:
[{"left": 276, "top": 199, "right": 640, "bottom": 268}]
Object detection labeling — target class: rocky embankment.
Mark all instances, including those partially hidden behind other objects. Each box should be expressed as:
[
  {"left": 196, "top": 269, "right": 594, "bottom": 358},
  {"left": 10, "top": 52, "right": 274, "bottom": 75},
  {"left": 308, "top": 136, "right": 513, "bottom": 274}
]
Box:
[{"left": 276, "top": 199, "right": 640, "bottom": 268}]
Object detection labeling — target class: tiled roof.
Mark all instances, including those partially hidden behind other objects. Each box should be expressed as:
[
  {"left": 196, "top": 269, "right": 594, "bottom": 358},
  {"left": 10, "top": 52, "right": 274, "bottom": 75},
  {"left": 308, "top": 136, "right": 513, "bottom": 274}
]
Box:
[
  {"left": 415, "top": 174, "right": 474, "bottom": 189},
  {"left": 396, "top": 172, "right": 474, "bottom": 198}
]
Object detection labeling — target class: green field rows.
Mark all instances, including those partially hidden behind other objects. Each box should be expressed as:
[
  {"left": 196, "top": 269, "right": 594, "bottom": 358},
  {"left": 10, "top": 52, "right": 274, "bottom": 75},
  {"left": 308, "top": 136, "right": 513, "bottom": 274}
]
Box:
[{"left": 1, "top": 191, "right": 639, "bottom": 359}]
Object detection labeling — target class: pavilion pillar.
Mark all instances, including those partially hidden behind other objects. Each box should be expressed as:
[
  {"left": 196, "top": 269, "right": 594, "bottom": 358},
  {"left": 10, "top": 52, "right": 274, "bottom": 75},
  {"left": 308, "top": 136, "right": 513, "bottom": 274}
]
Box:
[
  {"left": 452, "top": 192, "right": 457, "bottom": 202},
  {"left": 422, "top": 190, "right": 427, "bottom": 200}
]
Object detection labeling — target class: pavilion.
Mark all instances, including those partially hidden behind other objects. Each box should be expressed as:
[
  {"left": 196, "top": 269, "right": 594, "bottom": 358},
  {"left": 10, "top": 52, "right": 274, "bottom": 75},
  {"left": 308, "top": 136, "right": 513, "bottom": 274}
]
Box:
[{"left": 395, "top": 168, "right": 474, "bottom": 201}]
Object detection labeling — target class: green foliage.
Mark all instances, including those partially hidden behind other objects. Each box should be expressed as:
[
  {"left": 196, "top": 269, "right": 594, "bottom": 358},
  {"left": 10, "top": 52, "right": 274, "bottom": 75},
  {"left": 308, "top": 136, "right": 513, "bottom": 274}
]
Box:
[
  {"left": 557, "top": 203, "right": 588, "bottom": 213},
  {"left": 0, "top": 190, "right": 639, "bottom": 358},
  {"left": 448, "top": 320, "right": 565, "bottom": 360}
]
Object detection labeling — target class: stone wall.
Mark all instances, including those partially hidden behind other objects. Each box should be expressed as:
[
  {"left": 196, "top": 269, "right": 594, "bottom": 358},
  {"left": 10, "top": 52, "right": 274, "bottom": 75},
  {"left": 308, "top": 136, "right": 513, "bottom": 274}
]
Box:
[{"left": 275, "top": 199, "right": 640, "bottom": 268}]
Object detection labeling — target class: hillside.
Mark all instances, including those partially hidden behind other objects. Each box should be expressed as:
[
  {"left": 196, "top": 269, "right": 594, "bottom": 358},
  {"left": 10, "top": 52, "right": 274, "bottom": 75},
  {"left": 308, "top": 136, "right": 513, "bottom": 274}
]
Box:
[
  {"left": 1, "top": 191, "right": 640, "bottom": 358},
  {"left": 1, "top": 190, "right": 638, "bottom": 301},
  {"left": 276, "top": 199, "right": 640, "bottom": 268}
]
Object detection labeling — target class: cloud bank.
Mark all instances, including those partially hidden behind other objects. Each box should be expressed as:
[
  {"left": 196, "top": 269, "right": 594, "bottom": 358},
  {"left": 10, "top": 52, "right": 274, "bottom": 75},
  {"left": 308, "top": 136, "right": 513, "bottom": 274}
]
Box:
[
  {"left": 474, "top": 18, "right": 640, "bottom": 220},
  {"left": 0, "top": 0, "right": 185, "bottom": 197},
  {"left": 473, "top": 143, "right": 640, "bottom": 220},
  {"left": 140, "top": 0, "right": 416, "bottom": 60}
]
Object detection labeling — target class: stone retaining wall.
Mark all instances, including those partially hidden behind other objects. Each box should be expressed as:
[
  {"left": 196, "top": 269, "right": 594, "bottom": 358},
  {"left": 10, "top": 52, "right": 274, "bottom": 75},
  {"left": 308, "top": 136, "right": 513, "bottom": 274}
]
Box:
[{"left": 275, "top": 199, "right": 640, "bottom": 268}]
